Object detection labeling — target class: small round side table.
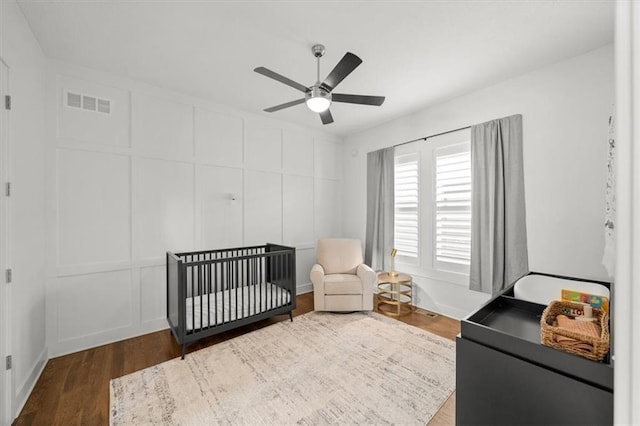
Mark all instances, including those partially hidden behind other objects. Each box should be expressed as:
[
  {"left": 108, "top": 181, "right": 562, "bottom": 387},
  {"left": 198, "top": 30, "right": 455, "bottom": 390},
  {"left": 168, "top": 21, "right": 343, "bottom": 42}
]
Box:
[{"left": 376, "top": 272, "right": 413, "bottom": 317}]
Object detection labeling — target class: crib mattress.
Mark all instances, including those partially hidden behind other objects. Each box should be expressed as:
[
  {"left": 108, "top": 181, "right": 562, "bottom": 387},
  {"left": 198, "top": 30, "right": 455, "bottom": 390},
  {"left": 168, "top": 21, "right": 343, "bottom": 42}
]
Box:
[{"left": 185, "top": 282, "right": 291, "bottom": 331}]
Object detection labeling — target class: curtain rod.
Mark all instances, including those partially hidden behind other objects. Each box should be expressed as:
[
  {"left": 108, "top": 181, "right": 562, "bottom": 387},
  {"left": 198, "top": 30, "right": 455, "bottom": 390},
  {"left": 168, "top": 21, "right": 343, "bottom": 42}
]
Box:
[{"left": 394, "top": 125, "right": 472, "bottom": 148}]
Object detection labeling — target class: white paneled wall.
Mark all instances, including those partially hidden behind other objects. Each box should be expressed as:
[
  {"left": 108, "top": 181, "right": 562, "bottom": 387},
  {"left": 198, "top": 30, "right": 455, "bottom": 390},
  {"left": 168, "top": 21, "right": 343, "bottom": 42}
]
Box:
[
  {"left": 195, "top": 165, "right": 243, "bottom": 249},
  {"left": 56, "top": 149, "right": 131, "bottom": 267},
  {"left": 244, "top": 170, "right": 282, "bottom": 245},
  {"left": 54, "top": 270, "right": 133, "bottom": 341},
  {"left": 48, "top": 64, "right": 343, "bottom": 356},
  {"left": 194, "top": 109, "right": 243, "bottom": 167},
  {"left": 132, "top": 158, "right": 195, "bottom": 259},
  {"left": 132, "top": 93, "right": 194, "bottom": 160},
  {"left": 57, "top": 75, "right": 130, "bottom": 148},
  {"left": 283, "top": 175, "right": 314, "bottom": 245}
]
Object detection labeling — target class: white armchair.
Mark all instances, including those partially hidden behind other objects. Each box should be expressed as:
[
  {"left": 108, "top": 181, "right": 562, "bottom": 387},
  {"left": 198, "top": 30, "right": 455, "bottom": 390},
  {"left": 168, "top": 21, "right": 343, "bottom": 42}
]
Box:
[{"left": 310, "top": 238, "right": 376, "bottom": 312}]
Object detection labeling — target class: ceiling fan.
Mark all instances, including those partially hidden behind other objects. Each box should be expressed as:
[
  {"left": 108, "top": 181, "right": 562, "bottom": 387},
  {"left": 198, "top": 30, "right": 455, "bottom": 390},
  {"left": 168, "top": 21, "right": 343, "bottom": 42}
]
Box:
[{"left": 254, "top": 44, "right": 385, "bottom": 125}]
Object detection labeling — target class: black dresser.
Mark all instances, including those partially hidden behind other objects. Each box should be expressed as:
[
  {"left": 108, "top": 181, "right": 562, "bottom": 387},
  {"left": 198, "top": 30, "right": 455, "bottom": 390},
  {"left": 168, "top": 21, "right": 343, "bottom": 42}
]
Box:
[{"left": 456, "top": 277, "right": 613, "bottom": 426}]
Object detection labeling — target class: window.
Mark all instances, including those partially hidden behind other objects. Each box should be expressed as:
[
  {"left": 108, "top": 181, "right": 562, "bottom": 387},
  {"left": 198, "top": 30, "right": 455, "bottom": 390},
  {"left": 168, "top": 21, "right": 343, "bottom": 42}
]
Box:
[
  {"left": 393, "top": 129, "right": 471, "bottom": 282},
  {"left": 394, "top": 153, "right": 419, "bottom": 260},
  {"left": 435, "top": 143, "right": 471, "bottom": 272}
]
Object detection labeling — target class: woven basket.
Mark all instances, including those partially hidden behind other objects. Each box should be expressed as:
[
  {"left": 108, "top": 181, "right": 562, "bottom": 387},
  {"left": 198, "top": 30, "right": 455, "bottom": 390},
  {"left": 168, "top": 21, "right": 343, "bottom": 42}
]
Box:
[{"left": 540, "top": 300, "right": 610, "bottom": 362}]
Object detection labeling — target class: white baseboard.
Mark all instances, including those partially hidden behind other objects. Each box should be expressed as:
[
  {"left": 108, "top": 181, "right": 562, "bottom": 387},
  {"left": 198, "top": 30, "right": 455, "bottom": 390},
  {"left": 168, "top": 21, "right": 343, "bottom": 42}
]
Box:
[
  {"left": 297, "top": 282, "right": 313, "bottom": 295},
  {"left": 432, "top": 304, "right": 468, "bottom": 321},
  {"left": 50, "top": 285, "right": 313, "bottom": 358},
  {"left": 412, "top": 298, "right": 468, "bottom": 321},
  {"left": 48, "top": 318, "right": 169, "bottom": 358},
  {"left": 12, "top": 346, "right": 47, "bottom": 422}
]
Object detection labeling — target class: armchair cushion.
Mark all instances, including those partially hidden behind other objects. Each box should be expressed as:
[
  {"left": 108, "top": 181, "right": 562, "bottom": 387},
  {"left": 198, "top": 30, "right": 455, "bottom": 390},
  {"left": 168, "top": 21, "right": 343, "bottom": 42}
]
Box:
[
  {"left": 317, "top": 238, "right": 364, "bottom": 274},
  {"left": 324, "top": 274, "right": 363, "bottom": 295}
]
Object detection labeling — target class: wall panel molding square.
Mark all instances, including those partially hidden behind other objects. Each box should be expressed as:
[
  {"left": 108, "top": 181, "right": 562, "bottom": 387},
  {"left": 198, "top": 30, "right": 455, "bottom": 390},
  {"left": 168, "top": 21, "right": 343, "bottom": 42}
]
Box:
[
  {"left": 140, "top": 265, "right": 166, "bottom": 324},
  {"left": 196, "top": 165, "right": 243, "bottom": 249},
  {"left": 55, "top": 270, "right": 133, "bottom": 342},
  {"left": 283, "top": 129, "right": 314, "bottom": 176},
  {"left": 56, "top": 148, "right": 131, "bottom": 267},
  {"left": 132, "top": 93, "right": 194, "bottom": 160},
  {"left": 314, "top": 138, "right": 343, "bottom": 180},
  {"left": 195, "top": 108, "right": 243, "bottom": 167},
  {"left": 133, "top": 158, "right": 195, "bottom": 260},
  {"left": 315, "top": 178, "right": 342, "bottom": 238},
  {"left": 283, "top": 175, "right": 314, "bottom": 245},
  {"left": 244, "top": 170, "right": 282, "bottom": 245},
  {"left": 244, "top": 121, "right": 282, "bottom": 172}
]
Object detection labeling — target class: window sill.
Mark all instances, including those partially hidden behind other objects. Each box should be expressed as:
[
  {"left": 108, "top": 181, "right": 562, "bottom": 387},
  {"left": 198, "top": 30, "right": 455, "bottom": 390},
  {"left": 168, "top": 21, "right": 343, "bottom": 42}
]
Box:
[{"left": 395, "top": 262, "right": 469, "bottom": 287}]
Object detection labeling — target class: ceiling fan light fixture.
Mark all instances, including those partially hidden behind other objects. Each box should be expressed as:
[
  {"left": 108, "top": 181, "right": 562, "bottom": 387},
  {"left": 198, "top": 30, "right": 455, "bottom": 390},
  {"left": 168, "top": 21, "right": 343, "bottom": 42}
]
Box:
[
  {"left": 255, "top": 45, "right": 384, "bottom": 124},
  {"left": 305, "top": 86, "right": 331, "bottom": 113}
]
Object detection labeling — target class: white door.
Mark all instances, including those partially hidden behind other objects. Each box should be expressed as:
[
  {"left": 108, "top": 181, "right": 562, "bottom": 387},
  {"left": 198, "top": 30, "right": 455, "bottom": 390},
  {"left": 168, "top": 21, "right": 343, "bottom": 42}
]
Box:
[{"left": 0, "top": 58, "right": 11, "bottom": 426}]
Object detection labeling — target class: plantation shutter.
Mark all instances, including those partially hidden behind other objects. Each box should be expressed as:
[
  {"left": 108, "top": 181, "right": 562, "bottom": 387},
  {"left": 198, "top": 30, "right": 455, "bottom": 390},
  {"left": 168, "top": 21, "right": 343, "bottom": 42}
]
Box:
[
  {"left": 394, "top": 153, "right": 419, "bottom": 259},
  {"left": 435, "top": 144, "right": 471, "bottom": 266}
]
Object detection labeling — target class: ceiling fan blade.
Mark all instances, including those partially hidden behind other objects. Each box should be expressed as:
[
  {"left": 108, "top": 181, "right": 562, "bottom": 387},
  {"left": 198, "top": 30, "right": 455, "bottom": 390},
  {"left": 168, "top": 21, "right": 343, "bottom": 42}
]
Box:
[
  {"left": 254, "top": 67, "right": 308, "bottom": 93},
  {"left": 332, "top": 94, "right": 386, "bottom": 106},
  {"left": 320, "top": 109, "right": 334, "bottom": 125},
  {"left": 321, "top": 52, "right": 362, "bottom": 91},
  {"left": 264, "top": 98, "right": 305, "bottom": 113}
]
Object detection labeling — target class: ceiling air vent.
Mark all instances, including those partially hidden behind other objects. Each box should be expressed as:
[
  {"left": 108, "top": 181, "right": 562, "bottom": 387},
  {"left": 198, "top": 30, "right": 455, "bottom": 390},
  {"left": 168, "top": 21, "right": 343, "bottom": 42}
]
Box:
[
  {"left": 97, "top": 99, "right": 110, "bottom": 114},
  {"left": 82, "top": 95, "right": 96, "bottom": 111},
  {"left": 65, "top": 90, "right": 111, "bottom": 115},
  {"left": 67, "top": 92, "right": 81, "bottom": 108}
]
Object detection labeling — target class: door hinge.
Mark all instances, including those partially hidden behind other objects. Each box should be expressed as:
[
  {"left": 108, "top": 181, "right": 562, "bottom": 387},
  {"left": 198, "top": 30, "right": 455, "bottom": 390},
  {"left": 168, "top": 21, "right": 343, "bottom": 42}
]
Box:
[
  {"left": 5, "top": 269, "right": 11, "bottom": 283},
  {"left": 5, "top": 182, "right": 10, "bottom": 197},
  {"left": 5, "top": 355, "right": 11, "bottom": 370},
  {"left": 4, "top": 95, "right": 10, "bottom": 110}
]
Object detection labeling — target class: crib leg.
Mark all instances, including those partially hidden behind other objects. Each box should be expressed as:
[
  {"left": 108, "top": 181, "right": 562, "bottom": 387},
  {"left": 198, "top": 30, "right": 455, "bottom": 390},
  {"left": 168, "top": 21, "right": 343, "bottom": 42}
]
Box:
[
  {"left": 289, "top": 311, "right": 293, "bottom": 322},
  {"left": 181, "top": 344, "right": 186, "bottom": 360}
]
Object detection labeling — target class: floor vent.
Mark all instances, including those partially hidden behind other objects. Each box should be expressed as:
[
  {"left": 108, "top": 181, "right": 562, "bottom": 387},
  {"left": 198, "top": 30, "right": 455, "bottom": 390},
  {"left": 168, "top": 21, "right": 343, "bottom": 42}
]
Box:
[
  {"left": 415, "top": 308, "right": 439, "bottom": 318},
  {"left": 66, "top": 90, "right": 111, "bottom": 115}
]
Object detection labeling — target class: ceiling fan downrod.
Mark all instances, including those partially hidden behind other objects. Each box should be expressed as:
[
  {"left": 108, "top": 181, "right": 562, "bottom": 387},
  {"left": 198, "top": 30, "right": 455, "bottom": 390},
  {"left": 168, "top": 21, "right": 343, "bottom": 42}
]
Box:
[{"left": 312, "top": 44, "right": 325, "bottom": 84}]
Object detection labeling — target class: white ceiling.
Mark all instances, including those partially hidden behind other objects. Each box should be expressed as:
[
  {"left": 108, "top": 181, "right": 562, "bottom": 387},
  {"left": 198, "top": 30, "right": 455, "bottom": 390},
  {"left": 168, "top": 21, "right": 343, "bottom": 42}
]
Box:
[{"left": 17, "top": 0, "right": 614, "bottom": 138}]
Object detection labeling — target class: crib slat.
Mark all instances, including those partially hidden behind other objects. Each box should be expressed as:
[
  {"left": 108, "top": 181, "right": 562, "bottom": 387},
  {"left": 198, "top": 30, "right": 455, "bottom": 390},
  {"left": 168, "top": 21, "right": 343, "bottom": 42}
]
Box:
[
  {"left": 214, "top": 259, "right": 218, "bottom": 327},
  {"left": 207, "top": 262, "right": 211, "bottom": 329},
  {"left": 191, "top": 262, "right": 195, "bottom": 334},
  {"left": 222, "top": 260, "right": 226, "bottom": 324},
  {"left": 260, "top": 254, "right": 263, "bottom": 312},
  {"left": 198, "top": 263, "right": 202, "bottom": 332},
  {"left": 234, "top": 253, "right": 239, "bottom": 321},
  {"left": 252, "top": 251, "right": 257, "bottom": 316},
  {"left": 243, "top": 253, "right": 248, "bottom": 318}
]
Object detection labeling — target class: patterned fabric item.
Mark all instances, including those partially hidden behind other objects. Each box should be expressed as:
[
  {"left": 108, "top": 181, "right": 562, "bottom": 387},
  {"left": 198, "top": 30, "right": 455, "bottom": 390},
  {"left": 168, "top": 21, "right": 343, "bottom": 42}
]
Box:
[
  {"left": 554, "top": 314, "right": 601, "bottom": 352},
  {"left": 185, "top": 282, "right": 291, "bottom": 330},
  {"left": 602, "top": 115, "right": 616, "bottom": 277},
  {"left": 110, "top": 311, "right": 455, "bottom": 425}
]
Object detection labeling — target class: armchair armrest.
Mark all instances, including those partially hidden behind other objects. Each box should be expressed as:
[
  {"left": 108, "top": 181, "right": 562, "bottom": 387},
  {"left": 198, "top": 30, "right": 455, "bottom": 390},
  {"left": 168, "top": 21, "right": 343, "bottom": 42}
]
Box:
[
  {"left": 310, "top": 263, "right": 325, "bottom": 287},
  {"left": 357, "top": 264, "right": 376, "bottom": 293},
  {"left": 357, "top": 264, "right": 376, "bottom": 311},
  {"left": 311, "top": 263, "right": 326, "bottom": 311}
]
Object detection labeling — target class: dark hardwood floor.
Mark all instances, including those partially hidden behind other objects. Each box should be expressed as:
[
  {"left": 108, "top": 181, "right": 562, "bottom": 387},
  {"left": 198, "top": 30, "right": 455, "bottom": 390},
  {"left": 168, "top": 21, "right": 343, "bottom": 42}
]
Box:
[{"left": 13, "top": 292, "right": 460, "bottom": 426}]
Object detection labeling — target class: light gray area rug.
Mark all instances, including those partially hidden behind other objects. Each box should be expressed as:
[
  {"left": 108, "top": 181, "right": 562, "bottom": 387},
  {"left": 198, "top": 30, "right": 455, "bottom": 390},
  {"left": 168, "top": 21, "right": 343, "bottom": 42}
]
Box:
[{"left": 110, "top": 311, "right": 455, "bottom": 425}]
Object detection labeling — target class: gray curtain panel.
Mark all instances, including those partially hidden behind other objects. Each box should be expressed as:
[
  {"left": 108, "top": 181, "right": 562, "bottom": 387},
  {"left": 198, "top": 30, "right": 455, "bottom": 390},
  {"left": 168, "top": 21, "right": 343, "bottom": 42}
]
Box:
[
  {"left": 365, "top": 147, "right": 394, "bottom": 271},
  {"left": 470, "top": 114, "right": 529, "bottom": 294}
]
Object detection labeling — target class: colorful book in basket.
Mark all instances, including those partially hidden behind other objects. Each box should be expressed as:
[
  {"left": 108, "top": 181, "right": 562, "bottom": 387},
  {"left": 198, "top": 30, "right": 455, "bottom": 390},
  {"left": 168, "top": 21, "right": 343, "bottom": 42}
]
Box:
[{"left": 561, "top": 289, "right": 610, "bottom": 314}]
